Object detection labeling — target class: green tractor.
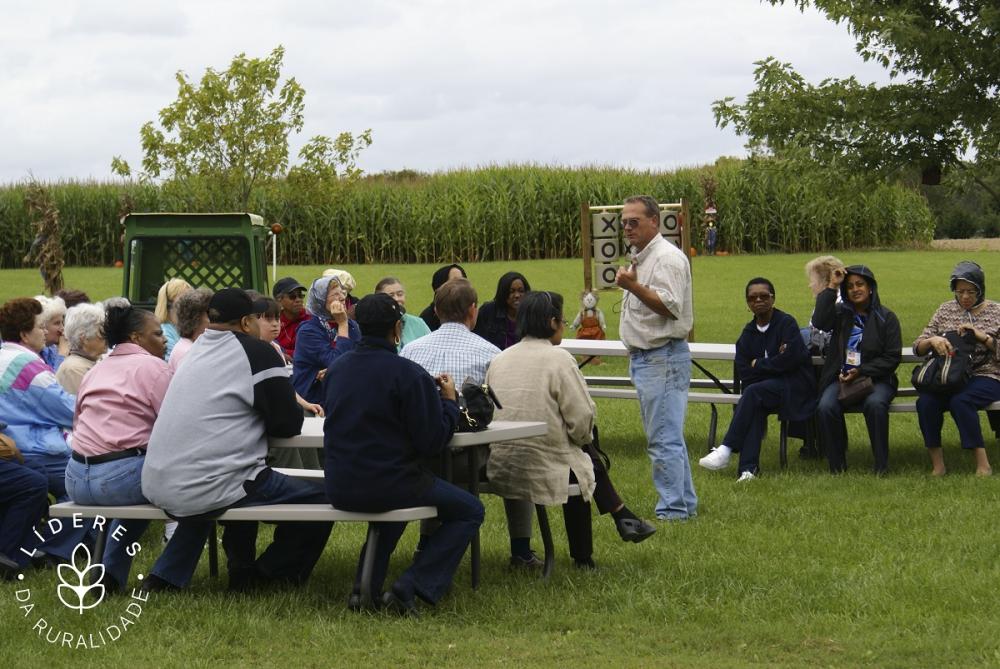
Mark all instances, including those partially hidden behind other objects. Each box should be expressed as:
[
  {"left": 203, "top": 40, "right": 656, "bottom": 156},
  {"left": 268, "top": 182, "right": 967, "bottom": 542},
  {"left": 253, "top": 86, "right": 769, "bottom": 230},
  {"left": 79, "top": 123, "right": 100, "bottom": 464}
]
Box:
[{"left": 121, "top": 213, "right": 277, "bottom": 310}]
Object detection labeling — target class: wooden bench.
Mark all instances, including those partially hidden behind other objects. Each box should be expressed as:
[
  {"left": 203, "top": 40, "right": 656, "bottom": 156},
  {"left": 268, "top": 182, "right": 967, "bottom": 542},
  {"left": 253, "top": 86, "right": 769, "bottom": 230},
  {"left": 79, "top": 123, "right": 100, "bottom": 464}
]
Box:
[{"left": 48, "top": 501, "right": 436, "bottom": 608}]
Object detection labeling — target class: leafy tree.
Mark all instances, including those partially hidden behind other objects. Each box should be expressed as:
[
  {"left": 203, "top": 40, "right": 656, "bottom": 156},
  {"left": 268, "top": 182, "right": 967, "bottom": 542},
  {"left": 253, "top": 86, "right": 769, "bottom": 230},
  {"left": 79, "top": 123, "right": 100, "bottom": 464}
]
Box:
[
  {"left": 713, "top": 1, "right": 1000, "bottom": 207},
  {"left": 113, "top": 46, "right": 371, "bottom": 210}
]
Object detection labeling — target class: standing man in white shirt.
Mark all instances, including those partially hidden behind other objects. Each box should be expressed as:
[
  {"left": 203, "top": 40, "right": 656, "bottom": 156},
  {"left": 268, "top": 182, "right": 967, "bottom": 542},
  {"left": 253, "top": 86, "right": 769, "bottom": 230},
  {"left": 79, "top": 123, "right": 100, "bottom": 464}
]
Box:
[{"left": 615, "top": 195, "right": 697, "bottom": 520}]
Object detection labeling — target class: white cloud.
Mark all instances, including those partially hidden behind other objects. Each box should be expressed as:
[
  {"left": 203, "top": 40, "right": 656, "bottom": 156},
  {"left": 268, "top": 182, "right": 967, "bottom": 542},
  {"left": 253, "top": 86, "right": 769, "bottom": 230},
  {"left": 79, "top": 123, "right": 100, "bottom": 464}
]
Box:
[{"left": 0, "top": 0, "right": 893, "bottom": 181}]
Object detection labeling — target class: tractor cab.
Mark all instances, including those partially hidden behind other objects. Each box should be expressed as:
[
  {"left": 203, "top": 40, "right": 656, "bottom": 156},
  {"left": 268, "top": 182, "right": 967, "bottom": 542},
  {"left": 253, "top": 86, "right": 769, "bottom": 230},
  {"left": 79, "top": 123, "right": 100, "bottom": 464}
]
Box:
[{"left": 121, "top": 213, "right": 270, "bottom": 311}]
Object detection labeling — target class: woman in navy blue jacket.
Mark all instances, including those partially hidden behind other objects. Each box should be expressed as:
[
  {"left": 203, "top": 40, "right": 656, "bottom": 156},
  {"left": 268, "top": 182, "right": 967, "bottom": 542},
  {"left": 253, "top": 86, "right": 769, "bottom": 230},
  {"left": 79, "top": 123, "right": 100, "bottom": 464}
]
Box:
[
  {"left": 699, "top": 278, "right": 816, "bottom": 480},
  {"left": 324, "top": 293, "right": 484, "bottom": 615},
  {"left": 292, "top": 276, "right": 361, "bottom": 405}
]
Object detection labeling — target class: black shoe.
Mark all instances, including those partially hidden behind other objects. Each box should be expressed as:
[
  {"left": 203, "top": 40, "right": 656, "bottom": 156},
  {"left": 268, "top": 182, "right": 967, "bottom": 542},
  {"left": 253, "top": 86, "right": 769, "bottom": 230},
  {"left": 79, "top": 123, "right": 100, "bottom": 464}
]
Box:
[
  {"left": 798, "top": 445, "right": 821, "bottom": 460},
  {"left": 30, "top": 552, "right": 67, "bottom": 570},
  {"left": 381, "top": 588, "right": 419, "bottom": 617},
  {"left": 0, "top": 553, "right": 19, "bottom": 581},
  {"left": 94, "top": 571, "right": 124, "bottom": 596},
  {"left": 140, "top": 574, "right": 180, "bottom": 593},
  {"left": 509, "top": 551, "right": 543, "bottom": 570},
  {"left": 615, "top": 517, "right": 657, "bottom": 544},
  {"left": 573, "top": 557, "right": 597, "bottom": 570}
]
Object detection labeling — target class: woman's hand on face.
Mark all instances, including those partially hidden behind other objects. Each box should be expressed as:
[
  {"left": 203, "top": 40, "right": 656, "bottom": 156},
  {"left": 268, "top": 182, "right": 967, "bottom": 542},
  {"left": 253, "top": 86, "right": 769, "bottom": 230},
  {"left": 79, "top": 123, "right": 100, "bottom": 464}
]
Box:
[
  {"left": 328, "top": 300, "right": 348, "bottom": 324},
  {"left": 436, "top": 373, "right": 457, "bottom": 402},
  {"left": 828, "top": 267, "right": 846, "bottom": 290}
]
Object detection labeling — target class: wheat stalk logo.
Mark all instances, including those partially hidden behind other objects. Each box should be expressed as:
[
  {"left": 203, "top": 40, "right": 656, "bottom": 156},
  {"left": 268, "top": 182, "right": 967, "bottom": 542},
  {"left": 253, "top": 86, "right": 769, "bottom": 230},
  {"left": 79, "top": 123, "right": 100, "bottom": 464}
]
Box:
[{"left": 56, "top": 543, "right": 106, "bottom": 614}]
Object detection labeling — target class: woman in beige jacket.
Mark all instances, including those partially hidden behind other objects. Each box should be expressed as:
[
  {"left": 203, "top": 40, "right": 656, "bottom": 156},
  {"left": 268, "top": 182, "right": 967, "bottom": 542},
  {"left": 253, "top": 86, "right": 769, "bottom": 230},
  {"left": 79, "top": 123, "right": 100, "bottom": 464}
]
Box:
[{"left": 485, "top": 291, "right": 655, "bottom": 569}]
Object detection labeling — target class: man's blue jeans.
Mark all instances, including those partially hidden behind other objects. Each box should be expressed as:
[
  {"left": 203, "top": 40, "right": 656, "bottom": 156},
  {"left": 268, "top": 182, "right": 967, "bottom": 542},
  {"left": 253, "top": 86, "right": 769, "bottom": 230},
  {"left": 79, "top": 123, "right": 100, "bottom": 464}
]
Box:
[
  {"left": 630, "top": 340, "right": 698, "bottom": 519},
  {"left": 0, "top": 459, "right": 49, "bottom": 566},
  {"left": 149, "top": 468, "right": 332, "bottom": 588},
  {"left": 65, "top": 455, "right": 150, "bottom": 588},
  {"left": 21, "top": 451, "right": 94, "bottom": 561},
  {"left": 356, "top": 477, "right": 484, "bottom": 604}
]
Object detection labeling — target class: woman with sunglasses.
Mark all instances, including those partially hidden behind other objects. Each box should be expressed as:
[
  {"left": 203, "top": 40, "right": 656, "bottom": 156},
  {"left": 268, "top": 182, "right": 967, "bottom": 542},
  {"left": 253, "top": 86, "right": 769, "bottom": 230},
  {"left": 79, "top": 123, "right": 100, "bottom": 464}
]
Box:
[
  {"left": 914, "top": 261, "right": 1000, "bottom": 476},
  {"left": 699, "top": 278, "right": 816, "bottom": 480}
]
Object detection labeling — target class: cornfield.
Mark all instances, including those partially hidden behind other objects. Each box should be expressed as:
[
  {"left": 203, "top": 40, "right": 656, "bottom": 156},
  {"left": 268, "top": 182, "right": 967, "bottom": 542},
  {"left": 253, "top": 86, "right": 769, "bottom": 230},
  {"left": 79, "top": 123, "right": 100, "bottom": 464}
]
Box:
[{"left": 0, "top": 161, "right": 934, "bottom": 268}]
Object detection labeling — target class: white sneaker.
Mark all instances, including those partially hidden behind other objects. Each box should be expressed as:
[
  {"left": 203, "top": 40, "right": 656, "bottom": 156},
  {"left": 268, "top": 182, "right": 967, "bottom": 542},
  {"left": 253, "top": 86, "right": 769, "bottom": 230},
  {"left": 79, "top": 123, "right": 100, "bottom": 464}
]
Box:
[
  {"left": 737, "top": 471, "right": 757, "bottom": 482},
  {"left": 699, "top": 445, "right": 732, "bottom": 470}
]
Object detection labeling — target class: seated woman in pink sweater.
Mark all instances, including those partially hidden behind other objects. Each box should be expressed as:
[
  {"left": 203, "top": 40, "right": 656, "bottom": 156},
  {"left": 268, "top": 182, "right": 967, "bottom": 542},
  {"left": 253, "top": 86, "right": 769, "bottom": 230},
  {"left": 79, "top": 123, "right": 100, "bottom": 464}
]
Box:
[{"left": 64, "top": 304, "right": 173, "bottom": 592}]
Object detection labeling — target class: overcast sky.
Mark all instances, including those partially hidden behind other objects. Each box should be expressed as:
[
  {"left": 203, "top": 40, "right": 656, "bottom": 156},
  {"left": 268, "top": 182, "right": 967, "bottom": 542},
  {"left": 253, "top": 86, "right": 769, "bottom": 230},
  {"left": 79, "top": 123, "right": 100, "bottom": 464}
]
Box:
[{"left": 0, "top": 0, "right": 891, "bottom": 182}]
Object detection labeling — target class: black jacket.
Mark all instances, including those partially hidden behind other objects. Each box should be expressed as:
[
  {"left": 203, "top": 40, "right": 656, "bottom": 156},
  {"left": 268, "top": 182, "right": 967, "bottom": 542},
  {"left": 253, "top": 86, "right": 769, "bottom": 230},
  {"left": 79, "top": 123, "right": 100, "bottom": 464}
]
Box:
[
  {"left": 473, "top": 301, "right": 518, "bottom": 351},
  {"left": 734, "top": 308, "right": 816, "bottom": 422},
  {"left": 812, "top": 265, "right": 902, "bottom": 391}
]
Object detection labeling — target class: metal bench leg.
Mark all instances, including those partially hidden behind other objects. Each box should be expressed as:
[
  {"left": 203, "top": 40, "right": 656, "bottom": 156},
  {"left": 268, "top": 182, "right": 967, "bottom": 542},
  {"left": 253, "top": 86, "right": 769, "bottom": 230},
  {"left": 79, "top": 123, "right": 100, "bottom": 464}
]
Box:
[
  {"left": 535, "top": 504, "right": 555, "bottom": 581},
  {"left": 779, "top": 420, "right": 788, "bottom": 469},
  {"left": 359, "top": 523, "right": 380, "bottom": 609},
  {"left": 708, "top": 405, "right": 719, "bottom": 451},
  {"left": 468, "top": 445, "right": 482, "bottom": 590},
  {"left": 90, "top": 524, "right": 109, "bottom": 585},
  {"left": 208, "top": 521, "right": 219, "bottom": 578}
]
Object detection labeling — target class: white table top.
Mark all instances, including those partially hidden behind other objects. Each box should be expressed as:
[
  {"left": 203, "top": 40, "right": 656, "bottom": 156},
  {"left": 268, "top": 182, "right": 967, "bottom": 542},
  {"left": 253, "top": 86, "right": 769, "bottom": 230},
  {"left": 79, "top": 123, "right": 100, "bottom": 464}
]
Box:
[
  {"left": 269, "top": 417, "right": 548, "bottom": 450},
  {"left": 559, "top": 338, "right": 921, "bottom": 363}
]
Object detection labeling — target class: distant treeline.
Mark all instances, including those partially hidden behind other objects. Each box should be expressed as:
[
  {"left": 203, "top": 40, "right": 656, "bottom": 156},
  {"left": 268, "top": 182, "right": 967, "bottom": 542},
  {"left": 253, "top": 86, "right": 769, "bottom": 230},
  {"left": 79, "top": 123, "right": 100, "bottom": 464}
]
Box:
[{"left": 0, "top": 159, "right": 935, "bottom": 268}]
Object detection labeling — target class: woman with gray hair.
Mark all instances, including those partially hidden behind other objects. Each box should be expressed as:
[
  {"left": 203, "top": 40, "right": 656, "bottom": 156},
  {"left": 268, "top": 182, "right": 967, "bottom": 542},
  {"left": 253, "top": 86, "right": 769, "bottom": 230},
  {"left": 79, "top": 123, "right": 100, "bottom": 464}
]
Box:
[
  {"left": 34, "top": 294, "right": 67, "bottom": 370},
  {"left": 168, "top": 288, "right": 214, "bottom": 372},
  {"left": 56, "top": 302, "right": 107, "bottom": 394},
  {"left": 291, "top": 276, "right": 361, "bottom": 405}
]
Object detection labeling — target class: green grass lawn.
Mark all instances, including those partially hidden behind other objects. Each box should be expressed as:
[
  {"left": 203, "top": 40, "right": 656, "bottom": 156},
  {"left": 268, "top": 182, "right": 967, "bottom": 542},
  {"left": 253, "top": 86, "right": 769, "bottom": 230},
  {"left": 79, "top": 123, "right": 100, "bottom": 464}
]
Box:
[{"left": 3, "top": 249, "right": 1000, "bottom": 668}]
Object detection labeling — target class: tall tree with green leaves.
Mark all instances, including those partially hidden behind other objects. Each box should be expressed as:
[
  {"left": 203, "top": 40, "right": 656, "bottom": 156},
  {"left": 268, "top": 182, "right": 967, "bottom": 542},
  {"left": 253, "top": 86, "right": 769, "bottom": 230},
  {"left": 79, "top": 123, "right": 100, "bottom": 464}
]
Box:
[
  {"left": 112, "top": 46, "right": 371, "bottom": 210},
  {"left": 713, "top": 1, "right": 1000, "bottom": 207}
]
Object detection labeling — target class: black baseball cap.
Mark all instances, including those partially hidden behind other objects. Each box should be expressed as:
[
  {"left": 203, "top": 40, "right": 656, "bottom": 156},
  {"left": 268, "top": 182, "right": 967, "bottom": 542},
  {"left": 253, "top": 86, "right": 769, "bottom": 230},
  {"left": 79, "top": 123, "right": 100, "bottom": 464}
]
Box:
[
  {"left": 208, "top": 288, "right": 253, "bottom": 323},
  {"left": 272, "top": 277, "right": 306, "bottom": 299}
]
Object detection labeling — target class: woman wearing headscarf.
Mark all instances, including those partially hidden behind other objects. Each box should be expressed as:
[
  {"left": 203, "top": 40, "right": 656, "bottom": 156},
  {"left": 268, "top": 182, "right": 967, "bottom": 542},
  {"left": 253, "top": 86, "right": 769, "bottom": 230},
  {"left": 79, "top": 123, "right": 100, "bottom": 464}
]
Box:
[
  {"left": 914, "top": 261, "right": 1000, "bottom": 476},
  {"left": 292, "top": 276, "right": 361, "bottom": 405},
  {"left": 419, "top": 264, "right": 467, "bottom": 331},
  {"left": 814, "top": 265, "right": 901, "bottom": 474},
  {"left": 473, "top": 271, "right": 530, "bottom": 350}
]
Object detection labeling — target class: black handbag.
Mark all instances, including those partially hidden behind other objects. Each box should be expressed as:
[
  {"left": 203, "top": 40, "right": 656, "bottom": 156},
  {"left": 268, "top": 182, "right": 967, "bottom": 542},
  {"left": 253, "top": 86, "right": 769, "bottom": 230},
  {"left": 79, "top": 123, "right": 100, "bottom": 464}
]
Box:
[
  {"left": 911, "top": 330, "right": 976, "bottom": 394},
  {"left": 456, "top": 381, "right": 502, "bottom": 432}
]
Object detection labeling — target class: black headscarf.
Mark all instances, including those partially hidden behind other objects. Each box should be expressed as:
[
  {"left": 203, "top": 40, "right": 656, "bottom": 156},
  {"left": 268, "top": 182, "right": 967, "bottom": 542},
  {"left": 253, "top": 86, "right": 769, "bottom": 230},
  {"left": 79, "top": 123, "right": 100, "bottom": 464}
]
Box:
[{"left": 949, "top": 260, "right": 985, "bottom": 308}]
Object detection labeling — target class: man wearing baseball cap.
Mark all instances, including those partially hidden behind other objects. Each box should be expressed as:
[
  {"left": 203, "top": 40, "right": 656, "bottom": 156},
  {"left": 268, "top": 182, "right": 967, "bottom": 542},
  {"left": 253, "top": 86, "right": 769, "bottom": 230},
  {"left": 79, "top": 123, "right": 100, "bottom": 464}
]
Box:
[
  {"left": 273, "top": 277, "right": 310, "bottom": 359},
  {"left": 142, "top": 288, "right": 332, "bottom": 592}
]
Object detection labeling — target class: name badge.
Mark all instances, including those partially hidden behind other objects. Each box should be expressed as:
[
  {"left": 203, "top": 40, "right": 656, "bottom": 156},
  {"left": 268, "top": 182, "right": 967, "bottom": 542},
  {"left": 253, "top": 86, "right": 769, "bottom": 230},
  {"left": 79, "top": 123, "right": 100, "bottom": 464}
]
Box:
[{"left": 845, "top": 350, "right": 861, "bottom": 366}]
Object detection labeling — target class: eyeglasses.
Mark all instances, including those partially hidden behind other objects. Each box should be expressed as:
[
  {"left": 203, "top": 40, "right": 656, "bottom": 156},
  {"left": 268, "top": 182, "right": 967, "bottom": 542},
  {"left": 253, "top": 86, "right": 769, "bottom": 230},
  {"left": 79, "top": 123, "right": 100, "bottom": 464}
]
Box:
[
  {"left": 746, "top": 293, "right": 774, "bottom": 302},
  {"left": 621, "top": 218, "right": 643, "bottom": 229},
  {"left": 954, "top": 289, "right": 978, "bottom": 297}
]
